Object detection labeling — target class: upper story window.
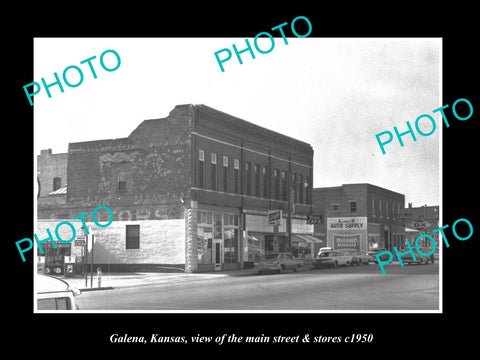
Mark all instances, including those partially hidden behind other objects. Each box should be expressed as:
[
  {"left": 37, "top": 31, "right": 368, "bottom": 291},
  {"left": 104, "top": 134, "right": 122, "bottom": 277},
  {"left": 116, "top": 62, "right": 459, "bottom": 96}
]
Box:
[
  {"left": 350, "top": 201, "right": 357, "bottom": 213},
  {"left": 211, "top": 153, "right": 217, "bottom": 190},
  {"left": 245, "top": 162, "right": 252, "bottom": 196},
  {"left": 274, "top": 169, "right": 280, "bottom": 200},
  {"left": 117, "top": 172, "right": 127, "bottom": 192},
  {"left": 234, "top": 159, "right": 240, "bottom": 194},
  {"left": 331, "top": 203, "right": 340, "bottom": 211},
  {"left": 198, "top": 150, "right": 205, "bottom": 188},
  {"left": 53, "top": 177, "right": 62, "bottom": 191},
  {"left": 281, "top": 171, "right": 287, "bottom": 201},
  {"left": 254, "top": 164, "right": 260, "bottom": 197}
]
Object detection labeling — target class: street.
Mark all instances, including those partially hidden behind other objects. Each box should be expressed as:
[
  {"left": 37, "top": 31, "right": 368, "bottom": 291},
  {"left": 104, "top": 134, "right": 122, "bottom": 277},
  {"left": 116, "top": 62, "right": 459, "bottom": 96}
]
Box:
[{"left": 75, "top": 263, "right": 439, "bottom": 311}]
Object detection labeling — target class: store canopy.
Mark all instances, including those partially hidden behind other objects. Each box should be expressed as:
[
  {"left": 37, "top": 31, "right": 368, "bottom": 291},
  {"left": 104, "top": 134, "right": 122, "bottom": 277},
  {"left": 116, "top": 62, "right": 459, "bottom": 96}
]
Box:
[{"left": 292, "top": 234, "right": 325, "bottom": 246}]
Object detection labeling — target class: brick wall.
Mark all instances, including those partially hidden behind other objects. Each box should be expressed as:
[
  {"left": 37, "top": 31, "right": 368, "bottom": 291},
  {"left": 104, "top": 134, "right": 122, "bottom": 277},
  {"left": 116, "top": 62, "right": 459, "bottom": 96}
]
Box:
[{"left": 37, "top": 149, "right": 68, "bottom": 197}]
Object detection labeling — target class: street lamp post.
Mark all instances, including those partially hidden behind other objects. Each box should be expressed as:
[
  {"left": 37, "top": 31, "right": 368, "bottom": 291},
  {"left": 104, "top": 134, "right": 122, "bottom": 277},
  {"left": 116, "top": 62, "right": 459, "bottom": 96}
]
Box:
[{"left": 287, "top": 181, "right": 308, "bottom": 252}]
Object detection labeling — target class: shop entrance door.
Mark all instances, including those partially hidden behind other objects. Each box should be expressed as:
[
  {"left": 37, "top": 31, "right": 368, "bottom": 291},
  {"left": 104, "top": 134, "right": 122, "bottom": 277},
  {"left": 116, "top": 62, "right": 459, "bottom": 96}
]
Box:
[{"left": 213, "top": 240, "right": 223, "bottom": 271}]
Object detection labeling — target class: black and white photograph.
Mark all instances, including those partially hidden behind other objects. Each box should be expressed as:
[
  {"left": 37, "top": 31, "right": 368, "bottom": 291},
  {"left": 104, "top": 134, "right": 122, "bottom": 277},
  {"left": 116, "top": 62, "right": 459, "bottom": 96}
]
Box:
[
  {"left": 33, "top": 37, "right": 442, "bottom": 312},
  {"left": 7, "top": 6, "right": 478, "bottom": 354}
]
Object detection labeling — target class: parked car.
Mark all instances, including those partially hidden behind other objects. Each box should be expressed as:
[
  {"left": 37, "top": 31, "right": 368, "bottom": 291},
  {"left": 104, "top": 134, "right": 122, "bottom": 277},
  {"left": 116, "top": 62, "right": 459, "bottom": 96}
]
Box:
[
  {"left": 367, "top": 248, "right": 391, "bottom": 263},
  {"left": 36, "top": 274, "right": 81, "bottom": 310},
  {"left": 341, "top": 250, "right": 371, "bottom": 265},
  {"left": 312, "top": 251, "right": 352, "bottom": 269},
  {"left": 254, "top": 252, "right": 304, "bottom": 274},
  {"left": 317, "top": 247, "right": 332, "bottom": 257},
  {"left": 398, "top": 247, "right": 432, "bottom": 265}
]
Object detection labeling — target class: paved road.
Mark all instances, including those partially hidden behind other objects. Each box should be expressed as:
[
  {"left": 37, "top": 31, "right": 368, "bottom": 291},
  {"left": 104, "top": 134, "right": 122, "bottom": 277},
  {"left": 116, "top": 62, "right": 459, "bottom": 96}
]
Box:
[{"left": 76, "top": 263, "right": 439, "bottom": 311}]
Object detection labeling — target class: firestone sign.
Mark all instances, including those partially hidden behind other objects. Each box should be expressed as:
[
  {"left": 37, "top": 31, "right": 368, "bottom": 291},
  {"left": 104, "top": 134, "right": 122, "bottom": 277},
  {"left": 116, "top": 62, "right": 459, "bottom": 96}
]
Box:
[{"left": 333, "top": 234, "right": 360, "bottom": 250}]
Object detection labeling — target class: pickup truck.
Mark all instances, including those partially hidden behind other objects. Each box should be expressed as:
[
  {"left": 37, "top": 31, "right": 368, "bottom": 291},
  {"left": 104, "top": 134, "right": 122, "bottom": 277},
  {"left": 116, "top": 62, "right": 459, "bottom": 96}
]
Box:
[{"left": 254, "top": 252, "right": 304, "bottom": 274}]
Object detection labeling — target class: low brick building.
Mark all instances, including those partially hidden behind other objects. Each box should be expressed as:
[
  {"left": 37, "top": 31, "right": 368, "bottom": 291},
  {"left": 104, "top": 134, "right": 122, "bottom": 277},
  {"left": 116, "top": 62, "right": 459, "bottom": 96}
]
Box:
[
  {"left": 37, "top": 104, "right": 316, "bottom": 273},
  {"left": 312, "top": 183, "right": 406, "bottom": 253}
]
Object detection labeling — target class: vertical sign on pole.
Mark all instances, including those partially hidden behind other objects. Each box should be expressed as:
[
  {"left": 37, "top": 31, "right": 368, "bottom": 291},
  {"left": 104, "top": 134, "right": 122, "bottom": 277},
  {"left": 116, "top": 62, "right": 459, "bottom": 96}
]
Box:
[
  {"left": 84, "top": 233, "right": 88, "bottom": 287},
  {"left": 90, "top": 234, "right": 95, "bottom": 288}
]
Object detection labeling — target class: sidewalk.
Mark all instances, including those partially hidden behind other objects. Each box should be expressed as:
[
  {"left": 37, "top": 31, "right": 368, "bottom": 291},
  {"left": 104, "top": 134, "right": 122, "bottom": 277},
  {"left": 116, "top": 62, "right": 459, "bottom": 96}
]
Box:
[{"left": 61, "top": 269, "right": 257, "bottom": 292}]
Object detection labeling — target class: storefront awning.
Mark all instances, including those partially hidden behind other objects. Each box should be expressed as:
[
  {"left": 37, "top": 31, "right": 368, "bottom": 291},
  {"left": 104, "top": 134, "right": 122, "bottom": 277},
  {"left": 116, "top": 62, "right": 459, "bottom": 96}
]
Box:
[{"left": 292, "top": 234, "right": 325, "bottom": 246}]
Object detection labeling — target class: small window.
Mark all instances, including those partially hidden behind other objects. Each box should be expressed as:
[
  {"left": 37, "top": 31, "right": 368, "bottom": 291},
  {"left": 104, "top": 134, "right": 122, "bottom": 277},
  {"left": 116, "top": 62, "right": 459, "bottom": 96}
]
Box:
[
  {"left": 223, "top": 156, "right": 228, "bottom": 167},
  {"left": 126, "top": 225, "right": 140, "bottom": 249},
  {"left": 234, "top": 159, "right": 239, "bottom": 169},
  {"left": 117, "top": 172, "right": 127, "bottom": 192},
  {"left": 211, "top": 153, "right": 217, "bottom": 164},
  {"left": 53, "top": 177, "right": 62, "bottom": 191},
  {"left": 332, "top": 203, "right": 340, "bottom": 211},
  {"left": 350, "top": 201, "right": 357, "bottom": 213},
  {"left": 199, "top": 149, "right": 205, "bottom": 161}
]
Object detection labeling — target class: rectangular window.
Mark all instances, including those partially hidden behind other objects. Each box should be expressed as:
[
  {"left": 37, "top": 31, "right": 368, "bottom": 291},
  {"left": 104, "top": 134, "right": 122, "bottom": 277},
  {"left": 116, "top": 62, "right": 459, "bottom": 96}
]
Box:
[
  {"left": 198, "top": 150, "right": 205, "bottom": 188},
  {"left": 274, "top": 169, "right": 280, "bottom": 200},
  {"left": 262, "top": 166, "right": 268, "bottom": 198},
  {"left": 224, "top": 229, "right": 239, "bottom": 264},
  {"left": 254, "top": 164, "right": 260, "bottom": 197},
  {"left": 299, "top": 174, "right": 304, "bottom": 204},
  {"left": 305, "top": 176, "right": 311, "bottom": 204},
  {"left": 350, "top": 201, "right": 357, "bottom": 213},
  {"left": 245, "top": 162, "right": 252, "bottom": 196},
  {"left": 386, "top": 201, "right": 389, "bottom": 219},
  {"left": 53, "top": 177, "right": 62, "bottom": 191},
  {"left": 234, "top": 159, "right": 240, "bottom": 194},
  {"left": 211, "top": 153, "right": 217, "bottom": 190},
  {"left": 379, "top": 200, "right": 383, "bottom": 218},
  {"left": 126, "top": 225, "right": 140, "bottom": 249},
  {"left": 223, "top": 158, "right": 228, "bottom": 192},
  {"left": 292, "top": 173, "right": 297, "bottom": 203},
  {"left": 281, "top": 171, "right": 287, "bottom": 201},
  {"left": 332, "top": 203, "right": 340, "bottom": 211},
  {"left": 372, "top": 198, "right": 375, "bottom": 217},
  {"left": 117, "top": 172, "right": 127, "bottom": 192}
]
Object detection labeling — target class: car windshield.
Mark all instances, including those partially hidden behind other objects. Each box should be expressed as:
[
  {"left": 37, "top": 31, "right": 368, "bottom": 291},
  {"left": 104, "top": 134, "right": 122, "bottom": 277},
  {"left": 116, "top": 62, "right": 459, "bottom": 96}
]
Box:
[{"left": 319, "top": 252, "right": 332, "bottom": 257}]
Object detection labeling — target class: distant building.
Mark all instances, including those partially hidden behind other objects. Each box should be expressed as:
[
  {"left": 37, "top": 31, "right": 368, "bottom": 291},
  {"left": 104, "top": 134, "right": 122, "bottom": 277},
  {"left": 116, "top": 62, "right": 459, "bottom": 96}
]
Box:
[
  {"left": 312, "top": 184, "right": 406, "bottom": 253},
  {"left": 400, "top": 203, "right": 440, "bottom": 250},
  {"left": 37, "top": 104, "right": 316, "bottom": 273}
]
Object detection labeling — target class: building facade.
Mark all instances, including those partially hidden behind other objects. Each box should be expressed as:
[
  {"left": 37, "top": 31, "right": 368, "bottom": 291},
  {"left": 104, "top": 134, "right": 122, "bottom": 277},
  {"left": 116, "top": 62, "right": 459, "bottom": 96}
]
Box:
[
  {"left": 37, "top": 104, "right": 315, "bottom": 273},
  {"left": 312, "top": 184, "right": 406, "bottom": 253},
  {"left": 400, "top": 203, "right": 440, "bottom": 250}
]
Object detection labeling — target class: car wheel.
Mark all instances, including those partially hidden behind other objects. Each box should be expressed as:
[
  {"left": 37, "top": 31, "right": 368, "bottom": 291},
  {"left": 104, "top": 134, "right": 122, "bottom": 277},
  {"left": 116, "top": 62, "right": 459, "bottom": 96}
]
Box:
[
  {"left": 333, "top": 261, "right": 338, "bottom": 268},
  {"left": 279, "top": 265, "right": 285, "bottom": 273}
]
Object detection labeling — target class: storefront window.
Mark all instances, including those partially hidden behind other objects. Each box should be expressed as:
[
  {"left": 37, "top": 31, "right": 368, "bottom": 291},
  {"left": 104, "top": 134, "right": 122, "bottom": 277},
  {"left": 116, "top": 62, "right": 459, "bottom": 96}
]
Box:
[
  {"left": 247, "top": 232, "right": 266, "bottom": 262},
  {"left": 38, "top": 243, "right": 71, "bottom": 265},
  {"left": 224, "top": 229, "right": 238, "bottom": 263},
  {"left": 197, "top": 210, "right": 239, "bottom": 266},
  {"left": 197, "top": 227, "right": 213, "bottom": 264}
]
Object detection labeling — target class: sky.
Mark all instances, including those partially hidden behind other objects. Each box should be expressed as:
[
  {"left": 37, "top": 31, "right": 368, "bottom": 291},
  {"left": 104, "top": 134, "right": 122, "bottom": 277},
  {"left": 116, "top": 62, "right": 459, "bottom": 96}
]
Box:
[{"left": 34, "top": 37, "right": 441, "bottom": 207}]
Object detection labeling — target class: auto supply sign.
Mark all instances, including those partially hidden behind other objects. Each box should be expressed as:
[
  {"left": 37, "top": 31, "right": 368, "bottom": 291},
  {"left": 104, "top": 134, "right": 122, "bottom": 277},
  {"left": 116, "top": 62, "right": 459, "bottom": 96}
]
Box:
[{"left": 327, "top": 217, "right": 368, "bottom": 252}]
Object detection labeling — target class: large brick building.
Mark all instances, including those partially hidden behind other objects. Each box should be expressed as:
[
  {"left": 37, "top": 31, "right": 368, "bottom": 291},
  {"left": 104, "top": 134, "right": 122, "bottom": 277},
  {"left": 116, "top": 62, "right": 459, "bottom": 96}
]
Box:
[
  {"left": 37, "top": 104, "right": 316, "bottom": 273},
  {"left": 311, "top": 183, "right": 406, "bottom": 253}
]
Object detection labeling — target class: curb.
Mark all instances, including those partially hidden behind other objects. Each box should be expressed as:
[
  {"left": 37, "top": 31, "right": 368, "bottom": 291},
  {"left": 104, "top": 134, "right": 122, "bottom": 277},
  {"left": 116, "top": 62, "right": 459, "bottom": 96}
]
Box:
[{"left": 79, "top": 286, "right": 114, "bottom": 292}]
